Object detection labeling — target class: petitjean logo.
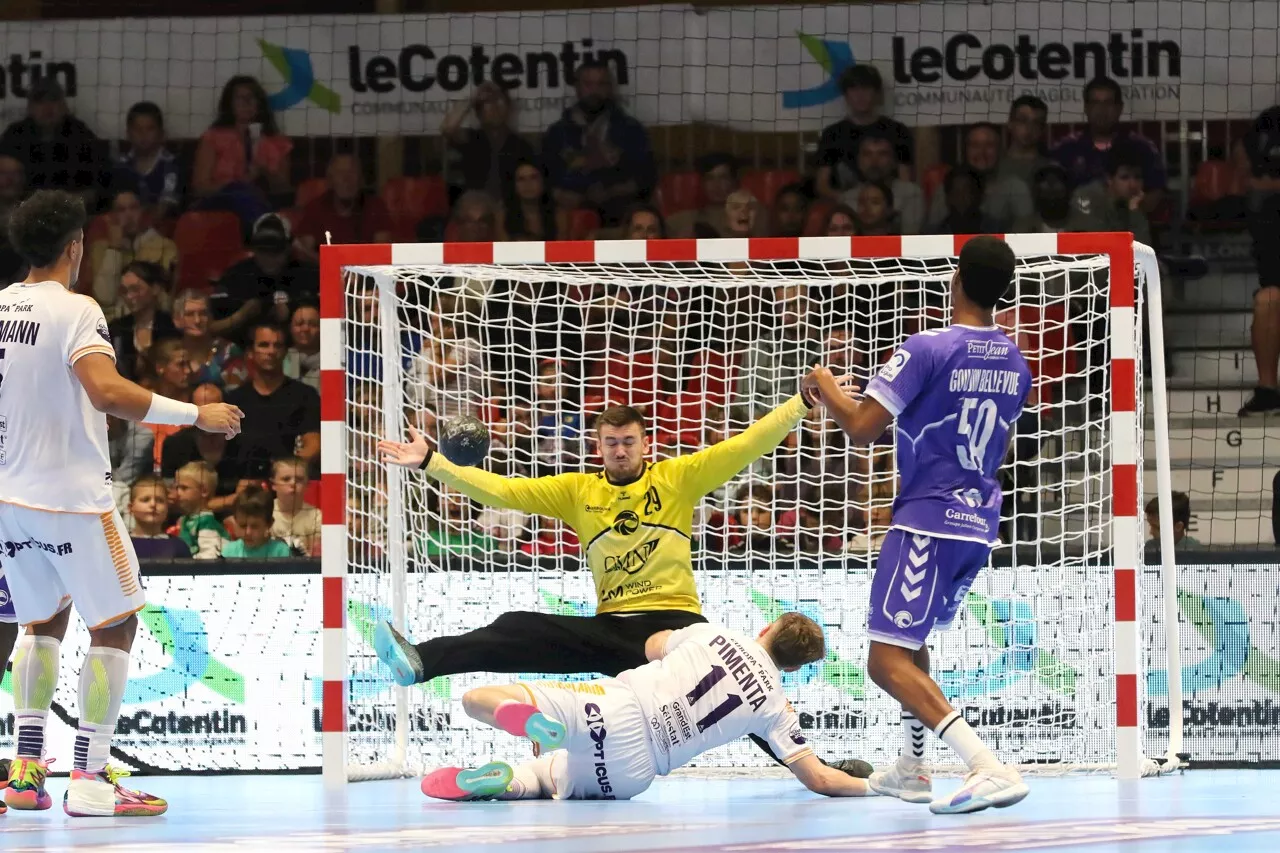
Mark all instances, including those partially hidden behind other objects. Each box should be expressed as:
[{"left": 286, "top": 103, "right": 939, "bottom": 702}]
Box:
[
  {"left": 782, "top": 32, "right": 856, "bottom": 109},
  {"left": 258, "top": 40, "right": 341, "bottom": 114}
]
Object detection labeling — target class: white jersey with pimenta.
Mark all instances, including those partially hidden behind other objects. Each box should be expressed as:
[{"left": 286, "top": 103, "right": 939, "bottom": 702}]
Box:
[
  {"left": 0, "top": 281, "right": 117, "bottom": 513},
  {"left": 616, "top": 623, "right": 814, "bottom": 775}
]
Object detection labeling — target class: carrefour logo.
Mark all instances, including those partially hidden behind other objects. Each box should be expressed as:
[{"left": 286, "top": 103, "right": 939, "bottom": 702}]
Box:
[
  {"left": 782, "top": 32, "right": 855, "bottom": 109},
  {"left": 258, "top": 39, "right": 341, "bottom": 114}
]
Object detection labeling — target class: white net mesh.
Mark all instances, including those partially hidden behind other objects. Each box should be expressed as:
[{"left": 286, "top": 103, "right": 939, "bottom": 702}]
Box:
[{"left": 341, "top": 246, "right": 1159, "bottom": 779}]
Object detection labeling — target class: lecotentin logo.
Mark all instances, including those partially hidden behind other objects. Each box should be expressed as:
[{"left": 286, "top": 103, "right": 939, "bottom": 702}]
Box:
[
  {"left": 1, "top": 603, "right": 244, "bottom": 705},
  {"left": 258, "top": 39, "right": 341, "bottom": 114},
  {"left": 782, "top": 32, "right": 855, "bottom": 110}
]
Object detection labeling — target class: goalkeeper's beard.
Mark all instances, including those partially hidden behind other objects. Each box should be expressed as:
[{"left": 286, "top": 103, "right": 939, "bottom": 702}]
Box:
[{"left": 603, "top": 456, "right": 644, "bottom": 483}]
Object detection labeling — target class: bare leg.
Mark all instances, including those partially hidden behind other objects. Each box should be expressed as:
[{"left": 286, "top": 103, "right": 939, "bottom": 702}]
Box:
[
  {"left": 1253, "top": 288, "right": 1280, "bottom": 389},
  {"left": 460, "top": 684, "right": 532, "bottom": 729},
  {"left": 868, "top": 642, "right": 953, "bottom": 729}
]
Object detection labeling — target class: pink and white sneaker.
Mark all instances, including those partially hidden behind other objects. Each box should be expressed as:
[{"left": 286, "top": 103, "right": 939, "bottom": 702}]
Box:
[{"left": 63, "top": 766, "right": 167, "bottom": 817}]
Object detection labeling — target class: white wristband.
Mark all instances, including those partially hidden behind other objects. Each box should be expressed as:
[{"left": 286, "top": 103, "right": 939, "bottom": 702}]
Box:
[{"left": 144, "top": 394, "right": 199, "bottom": 426}]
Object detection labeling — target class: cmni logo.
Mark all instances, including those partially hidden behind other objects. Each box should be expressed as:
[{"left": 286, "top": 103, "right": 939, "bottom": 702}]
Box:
[
  {"left": 258, "top": 40, "right": 341, "bottom": 114},
  {"left": 782, "top": 32, "right": 855, "bottom": 109},
  {"left": 604, "top": 540, "right": 658, "bottom": 574}
]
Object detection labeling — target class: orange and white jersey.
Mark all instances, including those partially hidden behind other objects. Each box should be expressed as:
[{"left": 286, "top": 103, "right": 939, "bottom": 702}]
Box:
[
  {"left": 0, "top": 280, "right": 116, "bottom": 513},
  {"left": 616, "top": 623, "right": 813, "bottom": 775}
]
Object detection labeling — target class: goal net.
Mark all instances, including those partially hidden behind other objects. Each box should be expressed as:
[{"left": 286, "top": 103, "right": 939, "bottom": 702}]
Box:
[{"left": 322, "top": 234, "right": 1181, "bottom": 783}]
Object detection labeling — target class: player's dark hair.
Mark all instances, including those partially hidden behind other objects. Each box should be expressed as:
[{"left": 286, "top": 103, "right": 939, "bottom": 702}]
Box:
[
  {"left": 1146, "top": 491, "right": 1191, "bottom": 527},
  {"left": 8, "top": 189, "right": 86, "bottom": 269},
  {"left": 234, "top": 484, "right": 275, "bottom": 524},
  {"left": 768, "top": 612, "right": 826, "bottom": 669},
  {"left": 594, "top": 405, "right": 646, "bottom": 433},
  {"left": 957, "top": 236, "right": 1016, "bottom": 309},
  {"left": 1009, "top": 94, "right": 1048, "bottom": 118},
  {"left": 126, "top": 101, "right": 165, "bottom": 131}
]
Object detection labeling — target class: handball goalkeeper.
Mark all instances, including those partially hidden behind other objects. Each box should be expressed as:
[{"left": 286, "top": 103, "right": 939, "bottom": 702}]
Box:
[{"left": 375, "top": 376, "right": 871, "bottom": 777}]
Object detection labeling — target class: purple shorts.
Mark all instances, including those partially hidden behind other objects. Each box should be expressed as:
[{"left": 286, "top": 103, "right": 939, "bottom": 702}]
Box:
[{"left": 866, "top": 529, "right": 991, "bottom": 650}]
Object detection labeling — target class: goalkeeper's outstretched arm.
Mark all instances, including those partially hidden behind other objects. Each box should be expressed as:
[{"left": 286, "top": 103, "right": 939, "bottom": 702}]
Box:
[
  {"left": 378, "top": 426, "right": 573, "bottom": 517},
  {"left": 674, "top": 392, "right": 814, "bottom": 497}
]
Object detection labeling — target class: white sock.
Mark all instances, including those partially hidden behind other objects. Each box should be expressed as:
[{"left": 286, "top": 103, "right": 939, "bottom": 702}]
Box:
[
  {"left": 935, "top": 711, "right": 999, "bottom": 771},
  {"left": 12, "top": 635, "right": 61, "bottom": 760},
  {"left": 499, "top": 755, "right": 556, "bottom": 800},
  {"left": 901, "top": 712, "right": 927, "bottom": 767},
  {"left": 75, "top": 647, "right": 131, "bottom": 775}
]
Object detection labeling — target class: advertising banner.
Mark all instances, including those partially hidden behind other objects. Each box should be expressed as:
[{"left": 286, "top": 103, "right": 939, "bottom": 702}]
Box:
[
  {"left": 346, "top": 562, "right": 1280, "bottom": 771},
  {"left": 0, "top": 575, "right": 320, "bottom": 772},
  {"left": 0, "top": 1, "right": 1258, "bottom": 139}
]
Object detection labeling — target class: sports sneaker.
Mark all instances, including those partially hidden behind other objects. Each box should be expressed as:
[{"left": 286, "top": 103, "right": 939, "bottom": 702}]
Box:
[
  {"left": 827, "top": 758, "right": 874, "bottom": 779},
  {"left": 929, "top": 764, "right": 1029, "bottom": 815},
  {"left": 493, "top": 701, "right": 566, "bottom": 751},
  {"left": 868, "top": 760, "right": 932, "bottom": 804},
  {"left": 1239, "top": 386, "right": 1280, "bottom": 417},
  {"left": 63, "top": 767, "right": 167, "bottom": 817},
  {"left": 374, "top": 621, "right": 424, "bottom": 687},
  {"left": 5, "top": 757, "right": 53, "bottom": 810},
  {"left": 421, "top": 762, "right": 514, "bottom": 802}
]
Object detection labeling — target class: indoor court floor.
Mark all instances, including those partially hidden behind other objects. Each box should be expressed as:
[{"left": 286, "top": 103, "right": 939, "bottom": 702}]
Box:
[{"left": 0, "top": 771, "right": 1276, "bottom": 852}]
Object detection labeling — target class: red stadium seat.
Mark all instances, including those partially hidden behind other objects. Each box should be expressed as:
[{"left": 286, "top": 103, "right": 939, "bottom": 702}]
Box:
[
  {"left": 587, "top": 352, "right": 659, "bottom": 412},
  {"left": 741, "top": 169, "right": 801, "bottom": 207},
  {"left": 276, "top": 207, "right": 303, "bottom": 234},
  {"left": 566, "top": 208, "right": 601, "bottom": 240},
  {"left": 172, "top": 211, "right": 244, "bottom": 292},
  {"left": 920, "top": 163, "right": 951, "bottom": 205},
  {"left": 996, "top": 303, "right": 1077, "bottom": 409},
  {"left": 381, "top": 176, "right": 448, "bottom": 241},
  {"left": 1191, "top": 159, "right": 1238, "bottom": 207},
  {"left": 295, "top": 177, "right": 329, "bottom": 209},
  {"left": 686, "top": 349, "right": 740, "bottom": 408},
  {"left": 658, "top": 171, "right": 704, "bottom": 217}
]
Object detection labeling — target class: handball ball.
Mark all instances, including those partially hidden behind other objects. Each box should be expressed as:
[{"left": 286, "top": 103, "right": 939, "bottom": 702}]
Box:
[{"left": 438, "top": 416, "right": 490, "bottom": 467}]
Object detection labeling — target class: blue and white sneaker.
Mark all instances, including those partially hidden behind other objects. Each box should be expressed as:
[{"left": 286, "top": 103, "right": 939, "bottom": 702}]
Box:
[
  {"left": 422, "top": 762, "right": 514, "bottom": 801},
  {"left": 374, "top": 621, "right": 424, "bottom": 686},
  {"left": 930, "top": 765, "right": 1029, "bottom": 815}
]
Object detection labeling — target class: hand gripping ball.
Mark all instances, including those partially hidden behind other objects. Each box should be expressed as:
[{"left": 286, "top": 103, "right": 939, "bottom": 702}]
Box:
[{"left": 438, "top": 415, "right": 491, "bottom": 468}]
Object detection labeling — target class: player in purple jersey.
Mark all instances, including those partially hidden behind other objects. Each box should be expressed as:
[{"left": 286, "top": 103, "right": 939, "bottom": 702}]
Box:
[{"left": 808, "top": 236, "right": 1033, "bottom": 815}]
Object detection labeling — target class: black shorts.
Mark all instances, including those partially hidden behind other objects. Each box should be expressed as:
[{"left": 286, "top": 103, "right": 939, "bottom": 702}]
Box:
[{"left": 1249, "top": 192, "right": 1280, "bottom": 288}]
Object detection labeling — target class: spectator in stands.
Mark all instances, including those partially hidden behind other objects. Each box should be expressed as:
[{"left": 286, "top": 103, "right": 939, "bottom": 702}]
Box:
[
  {"left": 1051, "top": 77, "right": 1166, "bottom": 214},
  {"left": 223, "top": 486, "right": 293, "bottom": 559},
  {"left": 668, "top": 153, "right": 769, "bottom": 238},
  {"left": 405, "top": 300, "right": 486, "bottom": 429},
  {"left": 270, "top": 457, "right": 320, "bottom": 555},
  {"left": 930, "top": 165, "right": 1000, "bottom": 235},
  {"left": 927, "top": 123, "right": 1033, "bottom": 230},
  {"left": 128, "top": 476, "right": 191, "bottom": 559},
  {"left": 511, "top": 360, "right": 583, "bottom": 472},
  {"left": 729, "top": 484, "right": 781, "bottom": 553},
  {"left": 161, "top": 383, "right": 246, "bottom": 516},
  {"left": 771, "top": 184, "right": 809, "bottom": 238},
  {"left": 816, "top": 65, "right": 913, "bottom": 200},
  {"left": 852, "top": 181, "right": 898, "bottom": 236},
  {"left": 624, "top": 203, "right": 665, "bottom": 239},
  {"left": 210, "top": 213, "right": 319, "bottom": 342},
  {"left": 847, "top": 502, "right": 892, "bottom": 553},
  {"left": 499, "top": 160, "right": 564, "bottom": 241},
  {"left": 283, "top": 303, "right": 320, "bottom": 390},
  {"left": 442, "top": 81, "right": 536, "bottom": 204},
  {"left": 1015, "top": 163, "right": 1073, "bottom": 233},
  {"left": 90, "top": 187, "right": 178, "bottom": 315},
  {"left": 114, "top": 101, "right": 181, "bottom": 222},
  {"left": 173, "top": 289, "right": 247, "bottom": 391},
  {"left": 1066, "top": 143, "right": 1152, "bottom": 245},
  {"left": 1000, "top": 95, "right": 1052, "bottom": 190},
  {"left": 722, "top": 189, "right": 760, "bottom": 239},
  {"left": 1144, "top": 492, "right": 1203, "bottom": 551},
  {"left": 173, "top": 461, "right": 228, "bottom": 559},
  {"left": 141, "top": 337, "right": 195, "bottom": 469},
  {"left": 0, "top": 154, "right": 26, "bottom": 281},
  {"left": 823, "top": 204, "right": 857, "bottom": 236},
  {"left": 1236, "top": 104, "right": 1280, "bottom": 415},
  {"left": 738, "top": 283, "right": 823, "bottom": 420},
  {"left": 0, "top": 78, "right": 107, "bottom": 209},
  {"left": 840, "top": 133, "right": 924, "bottom": 234},
  {"left": 226, "top": 322, "right": 322, "bottom": 478},
  {"left": 107, "top": 261, "right": 179, "bottom": 381},
  {"left": 543, "top": 59, "right": 656, "bottom": 226},
  {"left": 294, "top": 153, "right": 393, "bottom": 263},
  {"left": 192, "top": 75, "right": 293, "bottom": 229},
  {"left": 421, "top": 190, "right": 496, "bottom": 245},
  {"left": 108, "top": 411, "right": 155, "bottom": 513}
]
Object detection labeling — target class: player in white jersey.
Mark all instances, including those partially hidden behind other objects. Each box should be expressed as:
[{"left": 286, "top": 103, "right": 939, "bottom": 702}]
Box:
[
  {"left": 0, "top": 190, "right": 242, "bottom": 816},
  {"left": 420, "top": 613, "right": 873, "bottom": 802}
]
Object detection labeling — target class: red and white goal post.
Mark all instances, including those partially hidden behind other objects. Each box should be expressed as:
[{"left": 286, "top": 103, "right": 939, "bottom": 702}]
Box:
[{"left": 318, "top": 232, "right": 1183, "bottom": 786}]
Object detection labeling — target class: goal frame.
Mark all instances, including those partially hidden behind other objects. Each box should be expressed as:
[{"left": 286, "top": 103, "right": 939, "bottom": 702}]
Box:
[{"left": 318, "top": 232, "right": 1181, "bottom": 787}]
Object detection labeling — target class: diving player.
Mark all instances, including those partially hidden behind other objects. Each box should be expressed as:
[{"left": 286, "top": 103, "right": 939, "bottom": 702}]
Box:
[{"left": 812, "top": 235, "right": 1034, "bottom": 814}]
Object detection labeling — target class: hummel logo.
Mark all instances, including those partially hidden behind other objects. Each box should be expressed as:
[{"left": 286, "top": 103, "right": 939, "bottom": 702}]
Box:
[{"left": 900, "top": 536, "right": 931, "bottom": 603}]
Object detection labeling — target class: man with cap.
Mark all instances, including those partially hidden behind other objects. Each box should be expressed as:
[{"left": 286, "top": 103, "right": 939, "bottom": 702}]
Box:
[
  {"left": 208, "top": 212, "right": 319, "bottom": 344},
  {"left": 0, "top": 78, "right": 108, "bottom": 210}
]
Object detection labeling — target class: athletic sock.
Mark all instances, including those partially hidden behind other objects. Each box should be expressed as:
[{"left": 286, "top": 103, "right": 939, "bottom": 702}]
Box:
[
  {"left": 500, "top": 756, "right": 555, "bottom": 800},
  {"left": 935, "top": 710, "right": 999, "bottom": 771},
  {"left": 12, "top": 635, "right": 61, "bottom": 760},
  {"left": 900, "top": 712, "right": 927, "bottom": 767},
  {"left": 74, "top": 647, "right": 131, "bottom": 775}
]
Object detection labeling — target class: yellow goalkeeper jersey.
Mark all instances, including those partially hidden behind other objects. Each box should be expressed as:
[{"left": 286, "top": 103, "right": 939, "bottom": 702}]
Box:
[{"left": 423, "top": 394, "right": 810, "bottom": 615}]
